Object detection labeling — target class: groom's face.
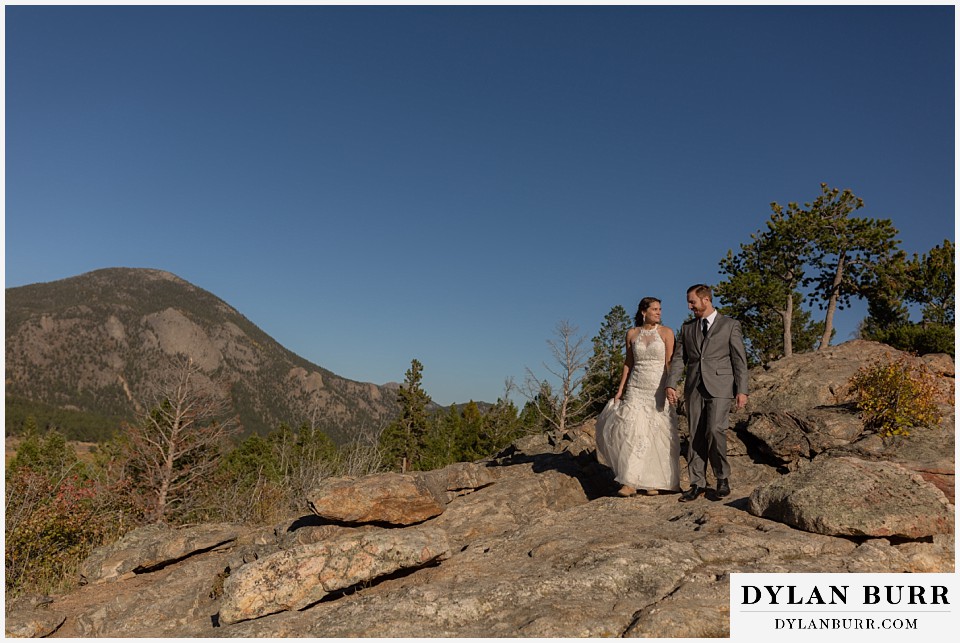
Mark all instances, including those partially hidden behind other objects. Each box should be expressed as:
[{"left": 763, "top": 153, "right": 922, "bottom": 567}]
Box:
[{"left": 687, "top": 293, "right": 711, "bottom": 318}]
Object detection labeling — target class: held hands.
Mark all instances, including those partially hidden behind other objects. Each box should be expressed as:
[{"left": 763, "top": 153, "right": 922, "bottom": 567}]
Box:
[
  {"left": 665, "top": 387, "right": 678, "bottom": 406},
  {"left": 664, "top": 389, "right": 745, "bottom": 409}
]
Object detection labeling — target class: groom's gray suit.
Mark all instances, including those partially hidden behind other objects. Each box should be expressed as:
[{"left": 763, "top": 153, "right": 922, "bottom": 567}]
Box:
[{"left": 666, "top": 314, "right": 749, "bottom": 488}]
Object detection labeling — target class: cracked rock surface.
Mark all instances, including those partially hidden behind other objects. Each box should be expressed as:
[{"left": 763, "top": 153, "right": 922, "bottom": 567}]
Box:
[{"left": 5, "top": 341, "right": 953, "bottom": 638}]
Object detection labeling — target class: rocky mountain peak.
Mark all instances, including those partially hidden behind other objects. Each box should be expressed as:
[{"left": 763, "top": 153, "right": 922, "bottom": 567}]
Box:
[{"left": 5, "top": 268, "right": 399, "bottom": 442}]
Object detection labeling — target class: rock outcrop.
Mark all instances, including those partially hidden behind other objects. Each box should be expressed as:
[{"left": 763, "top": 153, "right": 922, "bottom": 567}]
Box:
[
  {"left": 748, "top": 455, "right": 953, "bottom": 538},
  {"left": 4, "top": 340, "right": 953, "bottom": 638},
  {"left": 306, "top": 472, "right": 448, "bottom": 525},
  {"left": 741, "top": 408, "right": 865, "bottom": 468},
  {"left": 218, "top": 526, "right": 451, "bottom": 625},
  {"left": 746, "top": 339, "right": 951, "bottom": 411},
  {"left": 78, "top": 522, "right": 243, "bottom": 584}
]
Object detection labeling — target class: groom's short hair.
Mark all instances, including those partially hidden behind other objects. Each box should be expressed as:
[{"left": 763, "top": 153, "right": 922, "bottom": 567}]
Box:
[{"left": 687, "top": 284, "right": 713, "bottom": 301}]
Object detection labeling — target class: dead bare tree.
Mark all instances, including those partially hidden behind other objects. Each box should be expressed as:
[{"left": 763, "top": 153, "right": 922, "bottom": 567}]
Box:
[
  {"left": 126, "top": 355, "right": 239, "bottom": 523},
  {"left": 521, "top": 320, "right": 593, "bottom": 441},
  {"left": 337, "top": 420, "right": 386, "bottom": 478}
]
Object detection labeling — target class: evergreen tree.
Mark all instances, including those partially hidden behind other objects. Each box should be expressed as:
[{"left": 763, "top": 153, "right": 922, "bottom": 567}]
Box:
[
  {"left": 718, "top": 292, "right": 823, "bottom": 366},
  {"left": 219, "top": 433, "right": 280, "bottom": 487},
  {"left": 294, "top": 421, "right": 339, "bottom": 470},
  {"left": 421, "top": 408, "right": 458, "bottom": 471},
  {"left": 720, "top": 183, "right": 902, "bottom": 356},
  {"left": 580, "top": 305, "right": 632, "bottom": 416},
  {"left": 7, "top": 424, "right": 80, "bottom": 479},
  {"left": 802, "top": 184, "right": 900, "bottom": 349},
  {"left": 862, "top": 239, "right": 955, "bottom": 356},
  {"left": 906, "top": 239, "right": 955, "bottom": 325},
  {"left": 859, "top": 250, "right": 912, "bottom": 338},
  {"left": 456, "top": 401, "right": 485, "bottom": 461},
  {"left": 379, "top": 359, "right": 432, "bottom": 472},
  {"left": 481, "top": 395, "right": 523, "bottom": 454},
  {"left": 266, "top": 422, "right": 298, "bottom": 480},
  {"left": 717, "top": 203, "right": 814, "bottom": 359}
]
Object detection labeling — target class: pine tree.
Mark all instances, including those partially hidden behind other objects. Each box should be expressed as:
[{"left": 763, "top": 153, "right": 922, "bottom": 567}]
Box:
[
  {"left": 862, "top": 239, "right": 955, "bottom": 356},
  {"left": 481, "top": 394, "right": 523, "bottom": 454},
  {"left": 379, "top": 359, "right": 432, "bottom": 472},
  {"left": 580, "top": 305, "right": 632, "bottom": 416},
  {"left": 422, "top": 407, "right": 458, "bottom": 471},
  {"left": 802, "top": 184, "right": 900, "bottom": 349},
  {"left": 716, "top": 203, "right": 818, "bottom": 361},
  {"left": 7, "top": 423, "right": 79, "bottom": 479},
  {"left": 860, "top": 250, "right": 911, "bottom": 338},
  {"left": 455, "top": 401, "right": 485, "bottom": 461},
  {"left": 907, "top": 239, "right": 955, "bottom": 325}
]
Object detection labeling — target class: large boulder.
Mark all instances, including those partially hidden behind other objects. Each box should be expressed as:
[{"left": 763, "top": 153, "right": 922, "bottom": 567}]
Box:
[
  {"left": 748, "top": 340, "right": 903, "bottom": 412},
  {"left": 78, "top": 522, "right": 242, "bottom": 584},
  {"left": 748, "top": 455, "right": 953, "bottom": 538},
  {"left": 742, "top": 408, "right": 864, "bottom": 468},
  {"left": 834, "top": 416, "right": 956, "bottom": 504},
  {"left": 307, "top": 472, "right": 448, "bottom": 526},
  {"left": 218, "top": 526, "right": 451, "bottom": 625}
]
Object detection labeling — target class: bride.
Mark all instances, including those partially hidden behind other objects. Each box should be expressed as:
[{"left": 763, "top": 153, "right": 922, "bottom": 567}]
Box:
[{"left": 595, "top": 297, "right": 681, "bottom": 496}]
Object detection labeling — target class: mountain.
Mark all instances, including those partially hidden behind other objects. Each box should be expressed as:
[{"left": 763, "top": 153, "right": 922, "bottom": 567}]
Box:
[{"left": 5, "top": 268, "right": 400, "bottom": 442}]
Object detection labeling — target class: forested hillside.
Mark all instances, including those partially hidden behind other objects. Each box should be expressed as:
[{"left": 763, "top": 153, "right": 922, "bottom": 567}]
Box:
[{"left": 5, "top": 268, "right": 400, "bottom": 443}]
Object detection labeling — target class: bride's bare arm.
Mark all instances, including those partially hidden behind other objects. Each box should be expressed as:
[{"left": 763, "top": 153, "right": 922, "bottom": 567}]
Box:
[
  {"left": 659, "top": 325, "right": 675, "bottom": 368},
  {"left": 615, "top": 329, "right": 637, "bottom": 399}
]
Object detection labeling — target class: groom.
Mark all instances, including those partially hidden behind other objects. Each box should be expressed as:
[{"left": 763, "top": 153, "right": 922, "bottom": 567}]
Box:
[{"left": 665, "top": 284, "right": 749, "bottom": 502}]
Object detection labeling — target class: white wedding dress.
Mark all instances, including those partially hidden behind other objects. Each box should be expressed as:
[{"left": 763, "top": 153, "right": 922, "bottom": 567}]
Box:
[{"left": 595, "top": 325, "right": 681, "bottom": 492}]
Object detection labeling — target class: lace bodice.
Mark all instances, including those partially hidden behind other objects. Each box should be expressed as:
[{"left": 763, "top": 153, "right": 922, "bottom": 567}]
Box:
[{"left": 625, "top": 326, "right": 666, "bottom": 397}]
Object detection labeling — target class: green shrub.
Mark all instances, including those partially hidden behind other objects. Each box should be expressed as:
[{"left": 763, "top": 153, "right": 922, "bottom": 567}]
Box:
[
  {"left": 847, "top": 356, "right": 942, "bottom": 437},
  {"left": 5, "top": 431, "right": 137, "bottom": 598},
  {"left": 868, "top": 323, "right": 954, "bottom": 357},
  {"left": 5, "top": 467, "right": 132, "bottom": 597}
]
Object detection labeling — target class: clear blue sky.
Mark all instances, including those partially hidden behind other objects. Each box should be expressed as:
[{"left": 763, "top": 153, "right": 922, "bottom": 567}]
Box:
[{"left": 4, "top": 4, "right": 956, "bottom": 406}]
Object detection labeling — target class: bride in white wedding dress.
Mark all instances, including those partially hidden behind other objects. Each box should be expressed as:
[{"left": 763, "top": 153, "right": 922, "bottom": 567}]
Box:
[{"left": 596, "top": 297, "right": 681, "bottom": 496}]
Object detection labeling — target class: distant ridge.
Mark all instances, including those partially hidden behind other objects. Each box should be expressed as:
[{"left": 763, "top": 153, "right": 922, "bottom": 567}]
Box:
[{"left": 5, "top": 268, "right": 400, "bottom": 442}]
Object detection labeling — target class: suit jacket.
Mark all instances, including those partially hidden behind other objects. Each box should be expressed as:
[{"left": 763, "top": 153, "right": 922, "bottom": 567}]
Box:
[{"left": 666, "top": 313, "right": 749, "bottom": 399}]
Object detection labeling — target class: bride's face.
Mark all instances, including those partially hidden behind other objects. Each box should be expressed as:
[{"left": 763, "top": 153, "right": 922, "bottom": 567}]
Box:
[{"left": 644, "top": 302, "right": 662, "bottom": 324}]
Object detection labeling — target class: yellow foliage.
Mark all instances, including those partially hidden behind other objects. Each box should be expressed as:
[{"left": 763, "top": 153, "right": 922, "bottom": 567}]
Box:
[{"left": 847, "top": 356, "right": 942, "bottom": 437}]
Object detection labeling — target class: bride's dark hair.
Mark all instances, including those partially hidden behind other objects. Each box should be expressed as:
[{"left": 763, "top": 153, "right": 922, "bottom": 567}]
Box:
[{"left": 634, "top": 297, "right": 661, "bottom": 327}]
